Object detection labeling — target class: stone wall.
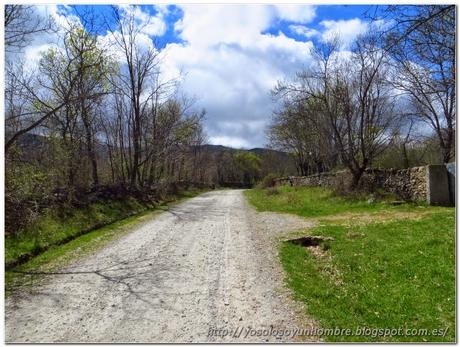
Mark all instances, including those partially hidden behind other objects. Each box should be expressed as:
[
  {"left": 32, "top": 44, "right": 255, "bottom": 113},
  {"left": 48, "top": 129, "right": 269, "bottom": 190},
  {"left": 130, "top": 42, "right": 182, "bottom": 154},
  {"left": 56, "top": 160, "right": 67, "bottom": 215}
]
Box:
[
  {"left": 361, "top": 167, "right": 428, "bottom": 202},
  {"left": 274, "top": 166, "right": 429, "bottom": 203}
]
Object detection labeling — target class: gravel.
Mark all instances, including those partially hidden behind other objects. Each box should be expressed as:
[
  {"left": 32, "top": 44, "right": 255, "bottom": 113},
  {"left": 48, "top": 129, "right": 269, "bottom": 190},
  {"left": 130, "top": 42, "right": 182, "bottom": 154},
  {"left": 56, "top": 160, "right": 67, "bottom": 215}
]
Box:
[{"left": 6, "top": 189, "right": 318, "bottom": 342}]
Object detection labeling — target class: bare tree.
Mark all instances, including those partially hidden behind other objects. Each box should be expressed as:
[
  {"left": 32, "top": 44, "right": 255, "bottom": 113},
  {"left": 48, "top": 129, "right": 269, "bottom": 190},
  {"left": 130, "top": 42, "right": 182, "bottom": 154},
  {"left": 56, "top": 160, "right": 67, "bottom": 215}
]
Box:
[
  {"left": 5, "top": 5, "right": 210, "bottom": 235},
  {"left": 5, "top": 5, "right": 54, "bottom": 52},
  {"left": 269, "top": 96, "right": 335, "bottom": 176},
  {"left": 382, "top": 5, "right": 455, "bottom": 163},
  {"left": 273, "top": 35, "right": 399, "bottom": 187},
  {"left": 108, "top": 6, "right": 163, "bottom": 187},
  {"left": 5, "top": 60, "right": 76, "bottom": 154}
]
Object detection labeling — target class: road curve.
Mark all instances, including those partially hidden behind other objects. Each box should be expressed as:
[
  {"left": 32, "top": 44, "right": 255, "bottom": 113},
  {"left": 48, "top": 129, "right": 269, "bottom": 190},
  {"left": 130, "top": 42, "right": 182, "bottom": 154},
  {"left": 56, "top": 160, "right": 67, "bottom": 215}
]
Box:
[{"left": 6, "top": 190, "right": 316, "bottom": 342}]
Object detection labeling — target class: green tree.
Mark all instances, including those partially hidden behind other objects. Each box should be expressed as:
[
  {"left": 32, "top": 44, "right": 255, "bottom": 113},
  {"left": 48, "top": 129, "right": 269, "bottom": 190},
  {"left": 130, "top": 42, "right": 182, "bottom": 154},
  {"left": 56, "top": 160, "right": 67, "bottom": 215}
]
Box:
[
  {"left": 233, "top": 151, "right": 262, "bottom": 187},
  {"left": 38, "top": 24, "right": 114, "bottom": 187}
]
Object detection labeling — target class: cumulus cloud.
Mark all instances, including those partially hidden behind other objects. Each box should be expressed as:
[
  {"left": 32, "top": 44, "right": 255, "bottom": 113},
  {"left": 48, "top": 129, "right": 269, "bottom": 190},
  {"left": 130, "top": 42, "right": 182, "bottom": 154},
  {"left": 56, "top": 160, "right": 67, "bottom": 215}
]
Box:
[
  {"left": 273, "top": 4, "right": 316, "bottom": 24},
  {"left": 117, "top": 5, "right": 167, "bottom": 37},
  {"left": 174, "top": 4, "right": 273, "bottom": 48},
  {"left": 320, "top": 18, "right": 368, "bottom": 48},
  {"left": 289, "top": 24, "right": 320, "bottom": 38},
  {"left": 12, "top": 5, "right": 377, "bottom": 148},
  {"left": 17, "top": 5, "right": 81, "bottom": 68},
  {"left": 163, "top": 4, "right": 316, "bottom": 148}
]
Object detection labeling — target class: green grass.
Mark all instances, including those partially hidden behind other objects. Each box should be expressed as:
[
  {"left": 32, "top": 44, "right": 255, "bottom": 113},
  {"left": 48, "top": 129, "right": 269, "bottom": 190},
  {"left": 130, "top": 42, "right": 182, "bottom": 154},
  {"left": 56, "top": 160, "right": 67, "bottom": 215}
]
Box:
[
  {"left": 6, "top": 208, "right": 158, "bottom": 292},
  {"left": 245, "top": 186, "right": 455, "bottom": 342},
  {"left": 245, "top": 186, "right": 428, "bottom": 217},
  {"left": 6, "top": 188, "right": 208, "bottom": 276},
  {"left": 5, "top": 197, "right": 148, "bottom": 267}
]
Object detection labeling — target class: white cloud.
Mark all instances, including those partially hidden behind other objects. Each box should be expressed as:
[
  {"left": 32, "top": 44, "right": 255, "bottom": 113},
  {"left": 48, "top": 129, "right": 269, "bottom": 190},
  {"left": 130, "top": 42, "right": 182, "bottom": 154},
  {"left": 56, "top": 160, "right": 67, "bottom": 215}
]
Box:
[
  {"left": 10, "top": 5, "right": 376, "bottom": 148},
  {"left": 15, "top": 5, "right": 82, "bottom": 69},
  {"left": 142, "top": 20, "right": 166, "bottom": 36},
  {"left": 320, "top": 18, "right": 368, "bottom": 48},
  {"left": 273, "top": 5, "right": 316, "bottom": 24},
  {"left": 117, "top": 5, "right": 167, "bottom": 37},
  {"left": 96, "top": 31, "right": 158, "bottom": 64},
  {"left": 208, "top": 135, "right": 251, "bottom": 149},
  {"left": 23, "top": 43, "right": 58, "bottom": 68},
  {"left": 161, "top": 35, "right": 313, "bottom": 147},
  {"left": 174, "top": 4, "right": 273, "bottom": 48},
  {"left": 35, "top": 4, "right": 81, "bottom": 32},
  {"left": 289, "top": 24, "right": 320, "bottom": 38},
  {"left": 94, "top": 5, "right": 165, "bottom": 65},
  {"left": 163, "top": 4, "right": 315, "bottom": 147}
]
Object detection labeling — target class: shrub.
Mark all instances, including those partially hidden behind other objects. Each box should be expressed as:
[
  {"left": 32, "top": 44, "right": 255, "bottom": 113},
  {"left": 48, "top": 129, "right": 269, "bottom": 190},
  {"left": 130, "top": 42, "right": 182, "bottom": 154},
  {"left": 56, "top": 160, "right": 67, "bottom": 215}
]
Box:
[{"left": 259, "top": 173, "right": 279, "bottom": 188}]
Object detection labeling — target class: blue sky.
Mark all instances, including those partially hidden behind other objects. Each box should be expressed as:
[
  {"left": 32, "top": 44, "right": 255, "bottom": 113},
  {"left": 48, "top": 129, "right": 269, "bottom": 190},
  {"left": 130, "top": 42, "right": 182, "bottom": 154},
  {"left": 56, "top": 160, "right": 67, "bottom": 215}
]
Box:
[
  {"left": 27, "top": 4, "right": 381, "bottom": 149},
  {"left": 69, "top": 4, "right": 374, "bottom": 48}
]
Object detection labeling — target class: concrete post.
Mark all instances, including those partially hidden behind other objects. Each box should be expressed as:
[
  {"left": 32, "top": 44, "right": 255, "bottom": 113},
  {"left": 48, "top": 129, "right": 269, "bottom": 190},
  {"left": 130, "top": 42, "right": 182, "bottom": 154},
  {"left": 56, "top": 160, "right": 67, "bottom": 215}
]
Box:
[
  {"left": 426, "top": 165, "right": 451, "bottom": 206},
  {"left": 446, "top": 162, "right": 456, "bottom": 205}
]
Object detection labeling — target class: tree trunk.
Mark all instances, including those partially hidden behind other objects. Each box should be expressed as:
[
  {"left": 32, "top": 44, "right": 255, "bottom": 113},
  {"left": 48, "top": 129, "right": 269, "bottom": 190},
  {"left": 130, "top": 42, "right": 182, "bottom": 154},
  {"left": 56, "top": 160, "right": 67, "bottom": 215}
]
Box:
[
  {"left": 349, "top": 168, "right": 365, "bottom": 189},
  {"left": 401, "top": 143, "right": 410, "bottom": 169},
  {"left": 81, "top": 104, "right": 99, "bottom": 186},
  {"left": 442, "top": 132, "right": 454, "bottom": 164}
]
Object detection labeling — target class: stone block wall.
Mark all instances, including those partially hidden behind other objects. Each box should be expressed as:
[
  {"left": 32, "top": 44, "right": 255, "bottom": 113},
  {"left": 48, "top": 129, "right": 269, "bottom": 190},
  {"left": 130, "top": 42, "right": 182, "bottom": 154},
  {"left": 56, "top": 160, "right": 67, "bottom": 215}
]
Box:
[
  {"left": 361, "top": 167, "right": 427, "bottom": 202},
  {"left": 273, "top": 165, "right": 437, "bottom": 203}
]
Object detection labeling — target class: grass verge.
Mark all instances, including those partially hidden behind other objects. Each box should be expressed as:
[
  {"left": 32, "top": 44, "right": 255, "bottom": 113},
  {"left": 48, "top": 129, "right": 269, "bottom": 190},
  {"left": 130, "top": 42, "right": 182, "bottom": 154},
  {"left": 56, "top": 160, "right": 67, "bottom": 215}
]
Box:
[
  {"left": 245, "top": 186, "right": 430, "bottom": 217},
  {"left": 6, "top": 188, "right": 208, "bottom": 290},
  {"left": 5, "top": 197, "right": 148, "bottom": 269},
  {"left": 245, "top": 186, "right": 455, "bottom": 342}
]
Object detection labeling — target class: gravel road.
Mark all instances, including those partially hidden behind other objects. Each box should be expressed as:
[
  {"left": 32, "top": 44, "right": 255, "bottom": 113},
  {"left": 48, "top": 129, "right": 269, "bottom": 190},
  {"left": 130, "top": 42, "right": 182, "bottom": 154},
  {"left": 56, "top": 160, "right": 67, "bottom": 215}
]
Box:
[{"left": 5, "top": 190, "right": 317, "bottom": 343}]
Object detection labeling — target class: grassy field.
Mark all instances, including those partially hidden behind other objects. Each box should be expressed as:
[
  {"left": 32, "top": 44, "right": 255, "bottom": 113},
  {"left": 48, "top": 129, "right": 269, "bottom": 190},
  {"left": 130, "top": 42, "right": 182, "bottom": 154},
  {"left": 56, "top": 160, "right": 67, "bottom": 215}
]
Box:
[
  {"left": 245, "top": 186, "right": 455, "bottom": 342},
  {"left": 6, "top": 188, "right": 207, "bottom": 275}
]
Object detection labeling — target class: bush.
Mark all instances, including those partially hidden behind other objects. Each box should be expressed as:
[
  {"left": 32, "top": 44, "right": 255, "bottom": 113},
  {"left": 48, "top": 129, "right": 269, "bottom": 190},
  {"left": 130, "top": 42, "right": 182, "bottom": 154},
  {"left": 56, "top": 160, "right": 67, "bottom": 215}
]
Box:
[
  {"left": 5, "top": 162, "right": 55, "bottom": 235},
  {"left": 259, "top": 173, "right": 279, "bottom": 188}
]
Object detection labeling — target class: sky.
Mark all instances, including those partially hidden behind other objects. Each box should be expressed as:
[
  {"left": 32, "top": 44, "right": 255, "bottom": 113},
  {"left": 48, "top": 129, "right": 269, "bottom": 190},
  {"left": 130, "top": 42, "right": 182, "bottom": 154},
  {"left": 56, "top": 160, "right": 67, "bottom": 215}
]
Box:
[{"left": 21, "top": 4, "right": 380, "bottom": 149}]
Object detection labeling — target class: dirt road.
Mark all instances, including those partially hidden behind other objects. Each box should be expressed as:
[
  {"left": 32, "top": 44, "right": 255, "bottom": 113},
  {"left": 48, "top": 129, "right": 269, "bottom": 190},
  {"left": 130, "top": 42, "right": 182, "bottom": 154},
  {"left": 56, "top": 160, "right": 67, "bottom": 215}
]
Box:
[{"left": 5, "top": 190, "right": 316, "bottom": 342}]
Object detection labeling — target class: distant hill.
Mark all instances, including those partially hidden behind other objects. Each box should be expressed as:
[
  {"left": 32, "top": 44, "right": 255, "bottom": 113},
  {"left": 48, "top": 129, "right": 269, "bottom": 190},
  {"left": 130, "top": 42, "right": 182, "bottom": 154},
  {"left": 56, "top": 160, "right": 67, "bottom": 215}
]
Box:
[
  {"left": 14, "top": 134, "right": 298, "bottom": 176},
  {"left": 248, "top": 147, "right": 291, "bottom": 159},
  {"left": 16, "top": 135, "right": 290, "bottom": 159},
  {"left": 198, "top": 144, "right": 290, "bottom": 157},
  {"left": 197, "top": 144, "right": 297, "bottom": 176}
]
